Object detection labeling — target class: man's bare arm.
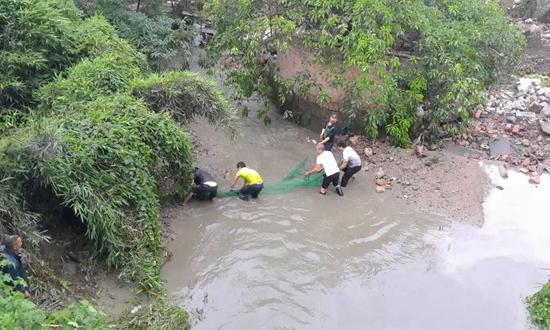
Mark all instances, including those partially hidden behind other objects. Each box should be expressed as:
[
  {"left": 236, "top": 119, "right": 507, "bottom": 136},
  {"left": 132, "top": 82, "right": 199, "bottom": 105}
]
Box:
[
  {"left": 339, "top": 160, "right": 348, "bottom": 171},
  {"left": 305, "top": 164, "right": 322, "bottom": 176}
]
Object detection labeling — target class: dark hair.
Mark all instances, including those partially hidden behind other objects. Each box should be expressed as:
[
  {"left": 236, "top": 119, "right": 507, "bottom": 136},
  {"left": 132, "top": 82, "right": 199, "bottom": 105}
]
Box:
[
  {"left": 2, "top": 235, "right": 20, "bottom": 250},
  {"left": 337, "top": 139, "right": 347, "bottom": 148},
  {"left": 329, "top": 113, "right": 337, "bottom": 119},
  {"left": 236, "top": 161, "right": 246, "bottom": 169}
]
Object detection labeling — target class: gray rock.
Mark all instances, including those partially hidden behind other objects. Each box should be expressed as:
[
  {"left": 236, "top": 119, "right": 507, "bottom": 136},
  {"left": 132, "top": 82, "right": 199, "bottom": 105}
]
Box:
[
  {"left": 525, "top": 24, "right": 543, "bottom": 48},
  {"left": 541, "top": 120, "right": 550, "bottom": 135},
  {"left": 518, "top": 78, "right": 541, "bottom": 93},
  {"left": 528, "top": 102, "right": 544, "bottom": 113},
  {"left": 516, "top": 110, "right": 537, "bottom": 119},
  {"left": 506, "top": 115, "right": 518, "bottom": 123},
  {"left": 511, "top": 99, "right": 526, "bottom": 110},
  {"left": 542, "top": 103, "right": 550, "bottom": 118},
  {"left": 489, "top": 138, "right": 512, "bottom": 157}
]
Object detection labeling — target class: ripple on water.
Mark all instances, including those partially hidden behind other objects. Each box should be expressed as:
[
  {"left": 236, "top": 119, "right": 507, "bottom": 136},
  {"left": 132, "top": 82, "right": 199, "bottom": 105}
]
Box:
[{"left": 162, "top": 186, "right": 442, "bottom": 329}]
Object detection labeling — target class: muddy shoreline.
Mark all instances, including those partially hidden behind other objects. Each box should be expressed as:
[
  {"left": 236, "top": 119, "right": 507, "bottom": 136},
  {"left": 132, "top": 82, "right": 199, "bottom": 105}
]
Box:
[{"left": 349, "top": 138, "right": 487, "bottom": 225}]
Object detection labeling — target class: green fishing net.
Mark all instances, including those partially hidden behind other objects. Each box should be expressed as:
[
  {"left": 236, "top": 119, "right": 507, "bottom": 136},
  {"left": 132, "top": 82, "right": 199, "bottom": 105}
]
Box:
[{"left": 217, "top": 159, "right": 323, "bottom": 198}]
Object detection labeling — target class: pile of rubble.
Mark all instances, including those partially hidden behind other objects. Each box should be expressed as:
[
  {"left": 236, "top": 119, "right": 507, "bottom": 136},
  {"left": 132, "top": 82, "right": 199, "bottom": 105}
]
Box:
[{"left": 456, "top": 77, "right": 550, "bottom": 184}]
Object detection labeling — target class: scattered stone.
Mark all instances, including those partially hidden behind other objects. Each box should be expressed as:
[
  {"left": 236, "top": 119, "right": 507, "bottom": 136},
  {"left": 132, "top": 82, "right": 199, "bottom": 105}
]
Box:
[
  {"left": 540, "top": 120, "right": 550, "bottom": 135},
  {"left": 516, "top": 111, "right": 537, "bottom": 120},
  {"left": 498, "top": 164, "right": 509, "bottom": 179},
  {"left": 364, "top": 147, "right": 374, "bottom": 157},
  {"left": 489, "top": 138, "right": 512, "bottom": 157},
  {"left": 519, "top": 167, "right": 530, "bottom": 174},
  {"left": 525, "top": 24, "right": 543, "bottom": 49},
  {"left": 375, "top": 185, "right": 385, "bottom": 193},
  {"left": 415, "top": 145, "right": 427, "bottom": 158},
  {"left": 521, "top": 158, "right": 530, "bottom": 167},
  {"left": 349, "top": 135, "right": 360, "bottom": 146},
  {"left": 529, "top": 173, "right": 541, "bottom": 185},
  {"left": 518, "top": 78, "right": 541, "bottom": 93},
  {"left": 475, "top": 109, "right": 482, "bottom": 119},
  {"left": 416, "top": 105, "right": 425, "bottom": 119},
  {"left": 375, "top": 178, "right": 386, "bottom": 186},
  {"left": 496, "top": 185, "right": 504, "bottom": 191},
  {"left": 506, "top": 115, "right": 517, "bottom": 123},
  {"left": 512, "top": 124, "right": 522, "bottom": 134},
  {"left": 427, "top": 144, "right": 438, "bottom": 151},
  {"left": 528, "top": 102, "right": 544, "bottom": 113},
  {"left": 542, "top": 103, "right": 550, "bottom": 118},
  {"left": 375, "top": 168, "right": 385, "bottom": 179}
]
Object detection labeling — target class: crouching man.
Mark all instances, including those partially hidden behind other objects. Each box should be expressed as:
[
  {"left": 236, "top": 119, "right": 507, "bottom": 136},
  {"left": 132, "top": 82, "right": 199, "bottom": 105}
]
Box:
[
  {"left": 305, "top": 144, "right": 343, "bottom": 196},
  {"left": 1, "top": 235, "right": 30, "bottom": 298},
  {"left": 337, "top": 140, "right": 362, "bottom": 187},
  {"left": 181, "top": 167, "right": 218, "bottom": 206},
  {"left": 231, "top": 161, "right": 264, "bottom": 201}
]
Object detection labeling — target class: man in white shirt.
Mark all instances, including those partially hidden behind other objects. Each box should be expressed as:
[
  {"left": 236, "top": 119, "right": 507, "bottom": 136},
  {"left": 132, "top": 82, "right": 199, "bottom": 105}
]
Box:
[
  {"left": 305, "top": 144, "right": 344, "bottom": 196},
  {"left": 337, "top": 140, "right": 362, "bottom": 187}
]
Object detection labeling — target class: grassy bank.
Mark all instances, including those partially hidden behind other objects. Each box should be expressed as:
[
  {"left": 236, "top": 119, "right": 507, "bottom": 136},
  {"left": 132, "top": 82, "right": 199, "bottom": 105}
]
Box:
[
  {"left": 1, "top": 0, "right": 234, "bottom": 327},
  {"left": 528, "top": 282, "right": 550, "bottom": 328}
]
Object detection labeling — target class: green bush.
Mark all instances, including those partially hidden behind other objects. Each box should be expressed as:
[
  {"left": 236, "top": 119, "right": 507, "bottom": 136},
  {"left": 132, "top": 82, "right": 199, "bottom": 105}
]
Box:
[
  {"left": 0, "top": 292, "right": 45, "bottom": 330},
  {"left": 2, "top": 94, "right": 194, "bottom": 293},
  {"left": 44, "top": 300, "right": 107, "bottom": 329},
  {"left": 117, "top": 298, "right": 189, "bottom": 330},
  {"left": 37, "top": 43, "right": 146, "bottom": 113},
  {"left": 528, "top": 282, "right": 550, "bottom": 328},
  {"left": 0, "top": 270, "right": 107, "bottom": 329},
  {"left": 1, "top": 0, "right": 233, "bottom": 297},
  {"left": 94, "top": 0, "right": 194, "bottom": 71},
  {"left": 206, "top": 0, "right": 525, "bottom": 146},
  {"left": 0, "top": 0, "right": 83, "bottom": 107},
  {"left": 131, "top": 71, "right": 238, "bottom": 137}
]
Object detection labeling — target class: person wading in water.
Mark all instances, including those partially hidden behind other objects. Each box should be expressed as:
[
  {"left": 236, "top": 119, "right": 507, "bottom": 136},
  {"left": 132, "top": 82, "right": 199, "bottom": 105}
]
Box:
[
  {"left": 181, "top": 167, "right": 218, "bottom": 206},
  {"left": 305, "top": 144, "right": 344, "bottom": 196},
  {"left": 337, "top": 139, "right": 362, "bottom": 187},
  {"left": 1, "top": 235, "right": 30, "bottom": 298},
  {"left": 319, "top": 113, "right": 338, "bottom": 152},
  {"left": 230, "top": 162, "right": 264, "bottom": 201}
]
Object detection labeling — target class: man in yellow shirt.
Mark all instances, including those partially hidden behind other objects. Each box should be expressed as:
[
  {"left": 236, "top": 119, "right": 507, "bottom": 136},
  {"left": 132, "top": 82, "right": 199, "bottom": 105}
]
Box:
[{"left": 230, "top": 161, "right": 264, "bottom": 200}]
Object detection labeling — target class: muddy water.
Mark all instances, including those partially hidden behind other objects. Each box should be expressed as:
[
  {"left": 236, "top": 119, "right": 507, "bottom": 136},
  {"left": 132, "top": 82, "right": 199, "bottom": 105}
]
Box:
[{"left": 162, "top": 92, "right": 550, "bottom": 328}]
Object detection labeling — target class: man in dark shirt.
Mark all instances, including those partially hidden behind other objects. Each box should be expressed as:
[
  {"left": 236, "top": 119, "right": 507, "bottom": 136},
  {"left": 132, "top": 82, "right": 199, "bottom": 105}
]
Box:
[
  {"left": 181, "top": 167, "right": 218, "bottom": 206},
  {"left": 319, "top": 113, "right": 339, "bottom": 151},
  {"left": 1, "top": 235, "right": 30, "bottom": 298}
]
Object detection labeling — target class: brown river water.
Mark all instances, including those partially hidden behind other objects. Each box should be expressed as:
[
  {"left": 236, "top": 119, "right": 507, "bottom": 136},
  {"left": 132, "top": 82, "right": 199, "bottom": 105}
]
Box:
[{"left": 161, "top": 64, "right": 550, "bottom": 329}]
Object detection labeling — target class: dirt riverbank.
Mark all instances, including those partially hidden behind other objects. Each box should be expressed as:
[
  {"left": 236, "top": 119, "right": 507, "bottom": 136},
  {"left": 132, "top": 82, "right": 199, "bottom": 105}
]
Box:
[{"left": 349, "top": 138, "right": 487, "bottom": 225}]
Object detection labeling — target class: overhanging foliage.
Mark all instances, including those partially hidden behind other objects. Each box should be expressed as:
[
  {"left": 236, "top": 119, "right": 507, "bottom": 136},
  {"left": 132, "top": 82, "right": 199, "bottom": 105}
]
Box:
[
  {"left": 205, "top": 0, "right": 525, "bottom": 146},
  {"left": 0, "top": 0, "right": 233, "bottom": 295},
  {"left": 131, "top": 71, "right": 238, "bottom": 137}
]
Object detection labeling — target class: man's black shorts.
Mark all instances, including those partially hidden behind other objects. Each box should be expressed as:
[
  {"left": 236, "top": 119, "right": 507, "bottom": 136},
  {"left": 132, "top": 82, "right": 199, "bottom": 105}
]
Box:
[
  {"left": 322, "top": 172, "right": 340, "bottom": 189},
  {"left": 341, "top": 165, "right": 361, "bottom": 187},
  {"left": 239, "top": 183, "right": 263, "bottom": 199},
  {"left": 192, "top": 184, "right": 218, "bottom": 201}
]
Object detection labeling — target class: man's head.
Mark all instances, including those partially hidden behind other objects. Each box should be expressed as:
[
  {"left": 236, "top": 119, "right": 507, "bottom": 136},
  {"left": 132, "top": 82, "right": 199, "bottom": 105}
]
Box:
[
  {"left": 329, "top": 113, "right": 338, "bottom": 125},
  {"left": 316, "top": 144, "right": 325, "bottom": 155},
  {"left": 236, "top": 161, "right": 246, "bottom": 169},
  {"left": 337, "top": 139, "right": 347, "bottom": 151},
  {"left": 3, "top": 235, "right": 22, "bottom": 252}
]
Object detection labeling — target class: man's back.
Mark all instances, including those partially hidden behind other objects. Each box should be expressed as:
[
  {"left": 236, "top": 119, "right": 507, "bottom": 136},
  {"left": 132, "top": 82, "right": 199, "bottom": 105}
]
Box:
[{"left": 316, "top": 151, "right": 339, "bottom": 176}]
